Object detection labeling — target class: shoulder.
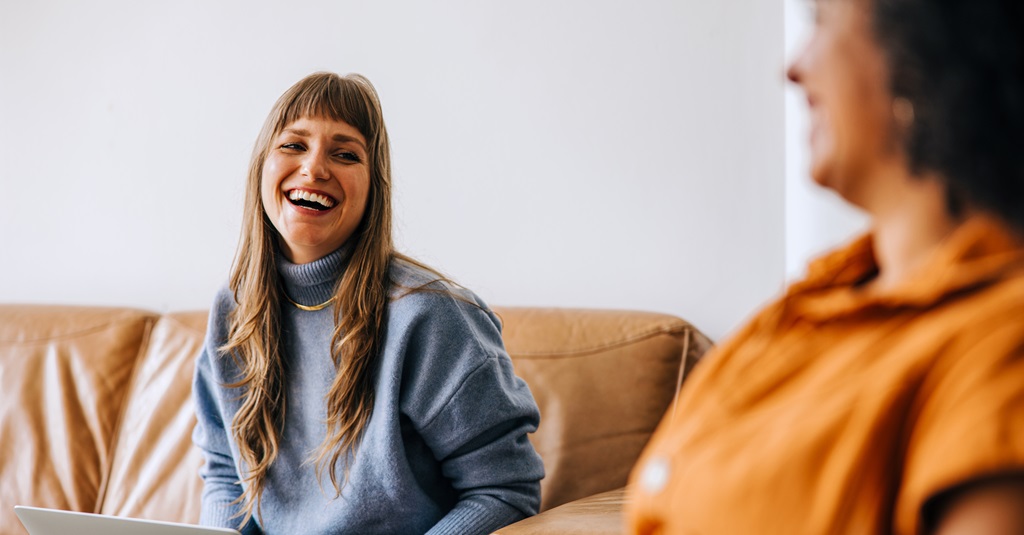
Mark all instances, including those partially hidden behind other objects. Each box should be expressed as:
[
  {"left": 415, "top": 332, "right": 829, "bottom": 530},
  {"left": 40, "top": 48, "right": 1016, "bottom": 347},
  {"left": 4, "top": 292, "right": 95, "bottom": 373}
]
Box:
[
  {"left": 898, "top": 270, "right": 1024, "bottom": 526},
  {"left": 211, "top": 281, "right": 238, "bottom": 316},
  {"left": 941, "top": 269, "right": 1024, "bottom": 351},
  {"left": 387, "top": 259, "right": 497, "bottom": 327},
  {"left": 901, "top": 268, "right": 1024, "bottom": 405},
  {"left": 201, "top": 282, "right": 239, "bottom": 353},
  {"left": 384, "top": 258, "right": 505, "bottom": 359},
  {"left": 209, "top": 281, "right": 238, "bottom": 323},
  {"left": 388, "top": 258, "right": 460, "bottom": 295}
]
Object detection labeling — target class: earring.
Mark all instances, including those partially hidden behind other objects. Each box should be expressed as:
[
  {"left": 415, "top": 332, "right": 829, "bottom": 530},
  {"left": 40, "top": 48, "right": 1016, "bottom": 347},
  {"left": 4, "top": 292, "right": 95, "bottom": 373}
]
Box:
[{"left": 892, "top": 97, "right": 915, "bottom": 128}]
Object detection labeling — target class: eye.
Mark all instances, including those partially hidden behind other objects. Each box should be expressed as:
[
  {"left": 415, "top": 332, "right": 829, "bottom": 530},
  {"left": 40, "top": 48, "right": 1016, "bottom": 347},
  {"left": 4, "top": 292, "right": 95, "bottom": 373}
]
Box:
[
  {"left": 280, "top": 142, "right": 305, "bottom": 152},
  {"left": 334, "top": 151, "right": 361, "bottom": 163}
]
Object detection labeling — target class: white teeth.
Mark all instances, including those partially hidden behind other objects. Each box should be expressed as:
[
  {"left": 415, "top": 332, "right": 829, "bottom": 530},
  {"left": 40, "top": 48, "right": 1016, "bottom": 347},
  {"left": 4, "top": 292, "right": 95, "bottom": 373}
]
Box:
[
  {"left": 313, "top": 193, "right": 335, "bottom": 207},
  {"left": 288, "top": 190, "right": 335, "bottom": 208}
]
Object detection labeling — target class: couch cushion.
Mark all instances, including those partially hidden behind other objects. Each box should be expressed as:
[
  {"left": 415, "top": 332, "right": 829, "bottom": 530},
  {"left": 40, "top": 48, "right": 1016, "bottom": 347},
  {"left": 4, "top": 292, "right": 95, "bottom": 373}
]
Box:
[
  {"left": 0, "top": 304, "right": 710, "bottom": 530},
  {"left": 494, "top": 487, "right": 628, "bottom": 534},
  {"left": 98, "top": 311, "right": 208, "bottom": 523},
  {"left": 0, "top": 305, "right": 156, "bottom": 535},
  {"left": 493, "top": 307, "right": 711, "bottom": 511}
]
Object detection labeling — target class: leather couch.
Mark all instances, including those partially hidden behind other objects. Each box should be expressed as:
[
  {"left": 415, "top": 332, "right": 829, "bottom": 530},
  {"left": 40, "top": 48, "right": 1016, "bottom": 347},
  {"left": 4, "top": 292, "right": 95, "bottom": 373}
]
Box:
[{"left": 0, "top": 304, "right": 711, "bottom": 534}]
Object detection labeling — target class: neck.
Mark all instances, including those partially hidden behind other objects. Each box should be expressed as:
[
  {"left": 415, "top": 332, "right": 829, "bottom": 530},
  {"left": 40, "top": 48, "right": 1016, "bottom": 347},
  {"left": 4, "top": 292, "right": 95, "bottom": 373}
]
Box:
[
  {"left": 275, "top": 244, "right": 352, "bottom": 308},
  {"left": 863, "top": 171, "right": 963, "bottom": 293}
]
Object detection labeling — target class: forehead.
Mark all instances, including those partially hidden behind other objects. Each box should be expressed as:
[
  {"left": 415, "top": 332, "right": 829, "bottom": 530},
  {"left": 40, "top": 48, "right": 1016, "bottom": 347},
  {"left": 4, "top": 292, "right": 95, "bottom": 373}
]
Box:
[{"left": 280, "top": 116, "right": 366, "bottom": 142}]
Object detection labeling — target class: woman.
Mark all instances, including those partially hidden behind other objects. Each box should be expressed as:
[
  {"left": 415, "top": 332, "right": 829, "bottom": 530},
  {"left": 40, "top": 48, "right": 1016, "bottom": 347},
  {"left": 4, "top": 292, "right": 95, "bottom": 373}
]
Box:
[
  {"left": 193, "top": 72, "right": 544, "bottom": 535},
  {"left": 627, "top": 0, "right": 1024, "bottom": 533}
]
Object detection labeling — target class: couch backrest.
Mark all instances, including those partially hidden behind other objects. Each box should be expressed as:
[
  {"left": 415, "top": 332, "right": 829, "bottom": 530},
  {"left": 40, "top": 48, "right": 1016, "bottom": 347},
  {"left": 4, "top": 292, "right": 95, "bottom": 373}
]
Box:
[
  {"left": 0, "top": 305, "right": 711, "bottom": 533},
  {"left": 495, "top": 307, "right": 710, "bottom": 510},
  {"left": 0, "top": 306, "right": 160, "bottom": 533},
  {"left": 97, "top": 312, "right": 208, "bottom": 523}
]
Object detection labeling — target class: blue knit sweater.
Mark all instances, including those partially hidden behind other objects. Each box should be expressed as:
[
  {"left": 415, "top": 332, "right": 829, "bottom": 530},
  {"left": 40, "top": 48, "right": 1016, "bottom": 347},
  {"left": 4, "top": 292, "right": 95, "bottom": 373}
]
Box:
[{"left": 192, "top": 247, "right": 544, "bottom": 534}]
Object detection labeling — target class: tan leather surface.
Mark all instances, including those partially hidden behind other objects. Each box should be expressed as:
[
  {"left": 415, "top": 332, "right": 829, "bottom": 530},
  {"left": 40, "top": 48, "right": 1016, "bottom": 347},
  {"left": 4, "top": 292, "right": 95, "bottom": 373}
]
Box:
[
  {"left": 493, "top": 307, "right": 712, "bottom": 511},
  {"left": 0, "top": 306, "right": 156, "bottom": 535},
  {"left": 98, "top": 311, "right": 208, "bottom": 523},
  {"left": 495, "top": 487, "right": 628, "bottom": 534},
  {"left": 0, "top": 304, "right": 711, "bottom": 533}
]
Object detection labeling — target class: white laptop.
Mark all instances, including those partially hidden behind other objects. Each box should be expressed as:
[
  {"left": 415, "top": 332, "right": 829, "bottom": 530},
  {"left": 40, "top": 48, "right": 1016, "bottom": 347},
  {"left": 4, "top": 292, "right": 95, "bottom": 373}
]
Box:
[{"left": 14, "top": 506, "right": 240, "bottom": 535}]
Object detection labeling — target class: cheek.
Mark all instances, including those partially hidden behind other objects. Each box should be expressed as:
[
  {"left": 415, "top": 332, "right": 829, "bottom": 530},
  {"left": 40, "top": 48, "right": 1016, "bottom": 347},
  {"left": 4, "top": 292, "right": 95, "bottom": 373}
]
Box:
[
  {"left": 346, "top": 173, "right": 372, "bottom": 213},
  {"left": 260, "top": 159, "right": 282, "bottom": 202},
  {"left": 358, "top": 180, "right": 372, "bottom": 212},
  {"left": 832, "top": 77, "right": 894, "bottom": 165},
  {"left": 259, "top": 175, "right": 274, "bottom": 212}
]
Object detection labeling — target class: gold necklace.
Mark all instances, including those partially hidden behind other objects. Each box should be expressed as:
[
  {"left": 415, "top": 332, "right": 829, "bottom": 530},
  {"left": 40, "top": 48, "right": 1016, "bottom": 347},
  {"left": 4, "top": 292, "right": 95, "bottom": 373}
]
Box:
[{"left": 281, "top": 291, "right": 335, "bottom": 311}]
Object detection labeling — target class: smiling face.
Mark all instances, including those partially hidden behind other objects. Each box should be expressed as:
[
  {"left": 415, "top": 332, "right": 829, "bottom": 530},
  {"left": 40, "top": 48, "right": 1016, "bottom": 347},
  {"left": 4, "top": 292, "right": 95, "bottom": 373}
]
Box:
[
  {"left": 260, "top": 116, "right": 371, "bottom": 264},
  {"left": 786, "top": 0, "right": 904, "bottom": 208}
]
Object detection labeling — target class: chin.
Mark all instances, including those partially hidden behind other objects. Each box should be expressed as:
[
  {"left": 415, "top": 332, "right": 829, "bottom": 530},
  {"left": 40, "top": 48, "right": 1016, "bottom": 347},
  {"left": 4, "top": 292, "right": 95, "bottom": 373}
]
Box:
[{"left": 808, "top": 159, "right": 833, "bottom": 189}]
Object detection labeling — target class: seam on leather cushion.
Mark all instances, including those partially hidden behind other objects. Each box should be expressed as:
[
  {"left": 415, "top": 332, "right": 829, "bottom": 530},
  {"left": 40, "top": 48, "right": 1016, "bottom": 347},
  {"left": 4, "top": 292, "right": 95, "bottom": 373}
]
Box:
[
  {"left": 508, "top": 325, "right": 693, "bottom": 358},
  {"left": 546, "top": 428, "right": 659, "bottom": 451},
  {"left": 164, "top": 311, "right": 209, "bottom": 335},
  {"left": 93, "top": 316, "right": 157, "bottom": 513},
  {"left": 0, "top": 311, "right": 157, "bottom": 344}
]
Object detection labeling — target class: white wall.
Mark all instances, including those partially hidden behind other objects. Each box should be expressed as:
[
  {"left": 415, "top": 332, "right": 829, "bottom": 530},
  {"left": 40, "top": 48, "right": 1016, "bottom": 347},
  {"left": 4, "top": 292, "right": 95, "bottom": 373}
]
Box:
[{"left": 0, "top": 0, "right": 786, "bottom": 340}]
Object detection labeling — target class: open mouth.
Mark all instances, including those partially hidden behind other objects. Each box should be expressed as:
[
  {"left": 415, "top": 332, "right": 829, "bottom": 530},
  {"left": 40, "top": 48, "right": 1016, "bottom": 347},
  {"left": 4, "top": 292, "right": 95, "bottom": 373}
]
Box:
[{"left": 287, "top": 189, "right": 337, "bottom": 211}]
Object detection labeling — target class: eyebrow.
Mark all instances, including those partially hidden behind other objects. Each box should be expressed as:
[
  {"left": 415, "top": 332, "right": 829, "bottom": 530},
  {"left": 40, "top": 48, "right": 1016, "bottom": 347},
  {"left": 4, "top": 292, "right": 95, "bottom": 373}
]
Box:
[{"left": 282, "top": 128, "right": 367, "bottom": 151}]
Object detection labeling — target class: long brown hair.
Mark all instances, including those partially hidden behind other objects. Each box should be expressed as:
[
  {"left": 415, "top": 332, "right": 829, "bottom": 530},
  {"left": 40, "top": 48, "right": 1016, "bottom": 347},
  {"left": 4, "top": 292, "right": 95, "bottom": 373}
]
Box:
[{"left": 220, "top": 72, "right": 401, "bottom": 526}]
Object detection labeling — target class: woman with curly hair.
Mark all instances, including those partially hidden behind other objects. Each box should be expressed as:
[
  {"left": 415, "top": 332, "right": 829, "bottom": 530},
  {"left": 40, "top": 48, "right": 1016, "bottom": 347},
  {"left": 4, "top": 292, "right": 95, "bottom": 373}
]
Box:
[
  {"left": 627, "top": 0, "right": 1024, "bottom": 533},
  {"left": 192, "top": 72, "right": 543, "bottom": 534}
]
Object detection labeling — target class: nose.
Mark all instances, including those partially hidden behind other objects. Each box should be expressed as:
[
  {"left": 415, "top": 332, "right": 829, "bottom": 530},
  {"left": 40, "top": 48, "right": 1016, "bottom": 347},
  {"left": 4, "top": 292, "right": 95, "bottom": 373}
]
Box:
[
  {"left": 786, "top": 38, "right": 811, "bottom": 86},
  {"left": 786, "top": 52, "right": 804, "bottom": 85},
  {"left": 301, "top": 150, "right": 330, "bottom": 181},
  {"left": 785, "top": 61, "right": 800, "bottom": 85}
]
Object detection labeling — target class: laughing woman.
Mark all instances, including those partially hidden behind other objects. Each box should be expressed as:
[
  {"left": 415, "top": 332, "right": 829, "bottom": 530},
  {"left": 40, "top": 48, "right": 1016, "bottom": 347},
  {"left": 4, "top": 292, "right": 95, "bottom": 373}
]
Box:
[
  {"left": 192, "top": 72, "right": 544, "bottom": 535},
  {"left": 627, "top": 0, "right": 1024, "bottom": 533}
]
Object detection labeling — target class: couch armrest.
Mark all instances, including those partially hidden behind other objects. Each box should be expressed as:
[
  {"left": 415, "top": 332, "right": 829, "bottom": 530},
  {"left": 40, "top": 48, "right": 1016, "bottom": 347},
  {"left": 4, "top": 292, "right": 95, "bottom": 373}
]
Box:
[{"left": 494, "top": 488, "right": 627, "bottom": 535}]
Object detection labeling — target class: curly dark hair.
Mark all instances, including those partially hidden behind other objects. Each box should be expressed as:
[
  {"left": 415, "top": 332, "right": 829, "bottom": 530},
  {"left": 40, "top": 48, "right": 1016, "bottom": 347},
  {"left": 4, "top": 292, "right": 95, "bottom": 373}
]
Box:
[{"left": 870, "top": 0, "right": 1024, "bottom": 230}]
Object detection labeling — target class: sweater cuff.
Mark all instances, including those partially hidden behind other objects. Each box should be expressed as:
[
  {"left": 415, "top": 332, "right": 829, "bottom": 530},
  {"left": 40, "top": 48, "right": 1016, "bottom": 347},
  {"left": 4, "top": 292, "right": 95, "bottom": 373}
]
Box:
[
  {"left": 425, "top": 496, "right": 527, "bottom": 535},
  {"left": 200, "top": 499, "right": 261, "bottom": 535}
]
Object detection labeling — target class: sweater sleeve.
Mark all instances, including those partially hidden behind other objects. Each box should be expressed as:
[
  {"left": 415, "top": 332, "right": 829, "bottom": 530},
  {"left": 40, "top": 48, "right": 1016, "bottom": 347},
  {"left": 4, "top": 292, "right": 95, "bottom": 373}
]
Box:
[
  {"left": 896, "top": 320, "right": 1024, "bottom": 534},
  {"left": 193, "top": 341, "right": 262, "bottom": 534},
  {"left": 399, "top": 293, "right": 545, "bottom": 535}
]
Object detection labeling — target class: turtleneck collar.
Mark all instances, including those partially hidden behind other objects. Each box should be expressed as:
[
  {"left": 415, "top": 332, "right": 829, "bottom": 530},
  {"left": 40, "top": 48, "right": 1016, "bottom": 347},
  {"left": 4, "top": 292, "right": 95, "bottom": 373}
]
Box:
[{"left": 275, "top": 242, "right": 354, "bottom": 308}]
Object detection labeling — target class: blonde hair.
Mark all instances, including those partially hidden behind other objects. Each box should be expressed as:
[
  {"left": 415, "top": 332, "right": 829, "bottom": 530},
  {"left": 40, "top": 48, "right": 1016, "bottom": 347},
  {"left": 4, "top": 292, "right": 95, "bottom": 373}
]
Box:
[{"left": 221, "top": 72, "right": 403, "bottom": 526}]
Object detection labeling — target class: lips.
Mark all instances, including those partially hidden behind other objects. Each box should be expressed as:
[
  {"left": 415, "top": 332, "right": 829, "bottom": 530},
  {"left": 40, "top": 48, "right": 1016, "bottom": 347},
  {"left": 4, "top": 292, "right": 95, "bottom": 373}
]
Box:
[{"left": 287, "top": 189, "right": 337, "bottom": 211}]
